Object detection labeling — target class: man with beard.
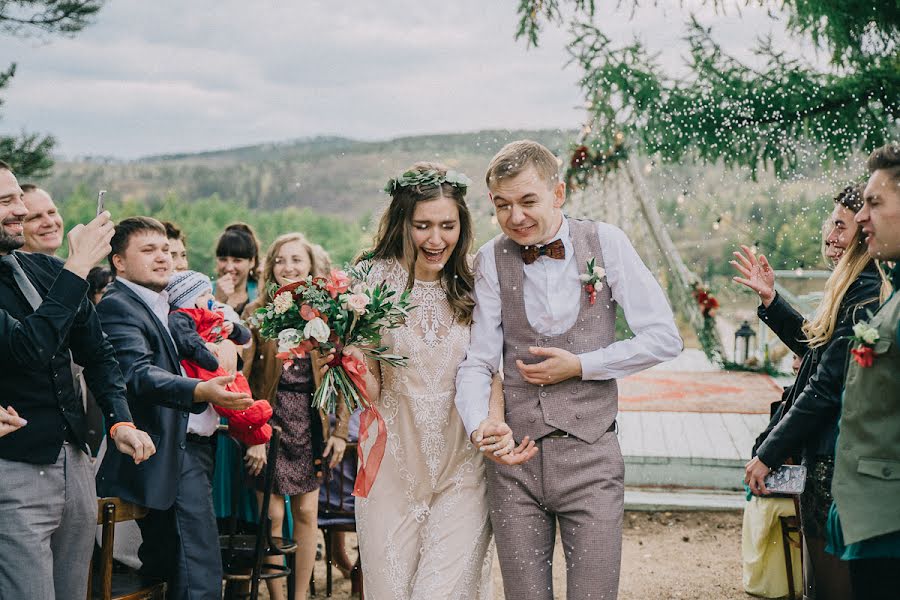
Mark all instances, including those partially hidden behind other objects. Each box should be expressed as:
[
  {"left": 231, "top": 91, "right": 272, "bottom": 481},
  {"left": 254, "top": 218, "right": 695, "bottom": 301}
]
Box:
[{"left": 0, "top": 160, "right": 155, "bottom": 600}]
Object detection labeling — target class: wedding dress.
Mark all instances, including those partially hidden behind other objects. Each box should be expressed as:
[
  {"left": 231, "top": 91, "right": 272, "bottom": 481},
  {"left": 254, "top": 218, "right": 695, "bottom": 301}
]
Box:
[{"left": 355, "top": 258, "right": 492, "bottom": 599}]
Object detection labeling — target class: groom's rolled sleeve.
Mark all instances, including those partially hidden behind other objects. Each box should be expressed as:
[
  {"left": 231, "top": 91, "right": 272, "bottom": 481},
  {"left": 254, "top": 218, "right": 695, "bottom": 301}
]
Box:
[
  {"left": 455, "top": 246, "right": 503, "bottom": 438},
  {"left": 578, "top": 224, "right": 682, "bottom": 380}
]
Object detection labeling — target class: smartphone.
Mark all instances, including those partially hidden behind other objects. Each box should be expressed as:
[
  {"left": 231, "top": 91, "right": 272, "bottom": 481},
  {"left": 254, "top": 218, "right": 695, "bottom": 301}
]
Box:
[
  {"left": 763, "top": 464, "right": 807, "bottom": 495},
  {"left": 96, "top": 190, "right": 107, "bottom": 216}
]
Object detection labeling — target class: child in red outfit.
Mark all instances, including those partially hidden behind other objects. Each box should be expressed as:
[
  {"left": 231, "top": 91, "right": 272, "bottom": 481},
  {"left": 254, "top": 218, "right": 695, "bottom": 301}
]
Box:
[{"left": 165, "top": 270, "right": 272, "bottom": 446}]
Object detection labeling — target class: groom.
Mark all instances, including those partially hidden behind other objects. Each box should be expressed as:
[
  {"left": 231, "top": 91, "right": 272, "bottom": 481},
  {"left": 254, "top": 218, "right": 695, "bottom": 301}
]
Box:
[{"left": 456, "top": 140, "right": 682, "bottom": 599}]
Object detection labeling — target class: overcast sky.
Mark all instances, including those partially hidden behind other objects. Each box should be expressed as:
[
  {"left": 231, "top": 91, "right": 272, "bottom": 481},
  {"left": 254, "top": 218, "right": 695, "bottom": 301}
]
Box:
[{"left": 0, "top": 1, "right": 811, "bottom": 159}]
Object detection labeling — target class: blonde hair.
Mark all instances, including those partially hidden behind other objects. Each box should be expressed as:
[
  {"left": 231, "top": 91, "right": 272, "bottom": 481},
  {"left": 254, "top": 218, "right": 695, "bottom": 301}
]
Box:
[
  {"left": 259, "top": 232, "right": 331, "bottom": 304},
  {"left": 485, "top": 140, "right": 560, "bottom": 190},
  {"left": 803, "top": 227, "right": 890, "bottom": 347}
]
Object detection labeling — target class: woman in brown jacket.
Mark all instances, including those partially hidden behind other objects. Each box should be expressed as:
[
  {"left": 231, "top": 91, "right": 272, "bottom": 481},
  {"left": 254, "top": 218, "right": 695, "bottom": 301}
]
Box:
[{"left": 242, "top": 233, "right": 350, "bottom": 600}]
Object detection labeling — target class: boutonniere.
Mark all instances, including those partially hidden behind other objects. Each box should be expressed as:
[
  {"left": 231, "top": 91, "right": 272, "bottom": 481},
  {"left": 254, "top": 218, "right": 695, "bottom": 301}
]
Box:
[
  {"left": 579, "top": 257, "right": 606, "bottom": 305},
  {"left": 850, "top": 316, "right": 880, "bottom": 368}
]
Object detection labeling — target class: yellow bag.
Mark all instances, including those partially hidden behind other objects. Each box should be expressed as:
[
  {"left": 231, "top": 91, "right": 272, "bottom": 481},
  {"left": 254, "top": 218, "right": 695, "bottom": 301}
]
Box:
[{"left": 741, "top": 496, "right": 802, "bottom": 597}]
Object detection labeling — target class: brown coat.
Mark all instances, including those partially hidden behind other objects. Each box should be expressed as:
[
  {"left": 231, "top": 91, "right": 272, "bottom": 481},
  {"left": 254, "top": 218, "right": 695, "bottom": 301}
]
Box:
[{"left": 241, "top": 300, "right": 350, "bottom": 442}]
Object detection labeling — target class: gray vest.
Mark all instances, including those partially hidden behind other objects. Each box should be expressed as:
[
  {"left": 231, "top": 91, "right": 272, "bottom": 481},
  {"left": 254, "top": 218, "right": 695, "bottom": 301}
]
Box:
[{"left": 495, "top": 218, "right": 618, "bottom": 443}]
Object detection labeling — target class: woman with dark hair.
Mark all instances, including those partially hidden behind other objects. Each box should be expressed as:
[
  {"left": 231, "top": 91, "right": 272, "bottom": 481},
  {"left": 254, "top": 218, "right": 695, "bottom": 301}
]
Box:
[
  {"left": 212, "top": 223, "right": 261, "bottom": 527},
  {"left": 329, "top": 163, "right": 536, "bottom": 598},
  {"left": 214, "top": 222, "right": 261, "bottom": 315},
  {"left": 733, "top": 184, "right": 890, "bottom": 599},
  {"left": 86, "top": 265, "right": 113, "bottom": 306}
]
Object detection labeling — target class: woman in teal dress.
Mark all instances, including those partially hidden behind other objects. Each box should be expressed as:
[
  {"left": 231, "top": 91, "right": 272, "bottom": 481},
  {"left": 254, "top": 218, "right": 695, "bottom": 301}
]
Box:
[{"left": 211, "top": 223, "right": 262, "bottom": 525}]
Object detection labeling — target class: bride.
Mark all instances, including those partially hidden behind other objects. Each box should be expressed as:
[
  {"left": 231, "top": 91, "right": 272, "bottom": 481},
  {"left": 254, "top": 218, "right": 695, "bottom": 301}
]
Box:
[{"left": 330, "top": 162, "right": 537, "bottom": 599}]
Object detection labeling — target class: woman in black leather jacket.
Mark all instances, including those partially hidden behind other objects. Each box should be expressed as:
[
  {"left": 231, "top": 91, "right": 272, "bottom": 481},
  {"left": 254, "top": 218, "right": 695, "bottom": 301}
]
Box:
[{"left": 732, "top": 185, "right": 889, "bottom": 600}]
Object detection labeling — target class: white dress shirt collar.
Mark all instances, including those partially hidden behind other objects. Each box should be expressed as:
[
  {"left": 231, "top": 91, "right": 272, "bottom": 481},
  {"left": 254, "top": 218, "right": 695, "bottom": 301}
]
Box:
[{"left": 116, "top": 276, "right": 170, "bottom": 323}]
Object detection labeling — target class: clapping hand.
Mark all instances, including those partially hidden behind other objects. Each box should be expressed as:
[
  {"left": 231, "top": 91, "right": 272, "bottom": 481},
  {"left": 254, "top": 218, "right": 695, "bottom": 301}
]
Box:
[{"left": 730, "top": 245, "right": 776, "bottom": 307}]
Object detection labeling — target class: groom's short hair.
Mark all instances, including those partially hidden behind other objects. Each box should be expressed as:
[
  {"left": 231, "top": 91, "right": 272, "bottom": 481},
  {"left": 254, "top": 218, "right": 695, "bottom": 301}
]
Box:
[{"left": 485, "top": 140, "right": 560, "bottom": 190}]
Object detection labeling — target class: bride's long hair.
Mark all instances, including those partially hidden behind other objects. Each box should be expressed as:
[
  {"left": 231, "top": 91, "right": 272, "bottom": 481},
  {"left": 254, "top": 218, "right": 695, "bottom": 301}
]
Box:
[{"left": 360, "top": 161, "right": 476, "bottom": 325}]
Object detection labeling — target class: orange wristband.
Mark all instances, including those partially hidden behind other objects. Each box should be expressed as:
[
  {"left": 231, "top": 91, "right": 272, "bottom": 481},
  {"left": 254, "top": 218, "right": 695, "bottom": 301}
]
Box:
[{"left": 109, "top": 422, "right": 136, "bottom": 438}]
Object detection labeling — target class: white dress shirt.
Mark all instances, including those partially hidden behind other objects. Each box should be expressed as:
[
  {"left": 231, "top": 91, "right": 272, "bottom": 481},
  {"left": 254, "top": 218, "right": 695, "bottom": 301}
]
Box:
[
  {"left": 454, "top": 217, "right": 683, "bottom": 436},
  {"left": 117, "top": 277, "right": 219, "bottom": 437}
]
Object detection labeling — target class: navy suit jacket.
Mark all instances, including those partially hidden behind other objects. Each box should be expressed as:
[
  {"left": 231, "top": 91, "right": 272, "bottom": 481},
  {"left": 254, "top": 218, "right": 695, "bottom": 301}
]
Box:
[{"left": 95, "top": 280, "right": 204, "bottom": 510}]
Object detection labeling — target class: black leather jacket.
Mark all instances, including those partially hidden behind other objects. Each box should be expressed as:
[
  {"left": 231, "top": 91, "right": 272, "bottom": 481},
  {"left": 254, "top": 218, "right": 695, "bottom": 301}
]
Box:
[{"left": 754, "top": 264, "right": 883, "bottom": 467}]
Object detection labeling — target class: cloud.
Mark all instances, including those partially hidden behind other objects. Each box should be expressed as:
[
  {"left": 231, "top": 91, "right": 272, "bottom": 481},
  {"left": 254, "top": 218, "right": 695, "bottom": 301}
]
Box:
[{"left": 0, "top": 0, "right": 811, "bottom": 158}]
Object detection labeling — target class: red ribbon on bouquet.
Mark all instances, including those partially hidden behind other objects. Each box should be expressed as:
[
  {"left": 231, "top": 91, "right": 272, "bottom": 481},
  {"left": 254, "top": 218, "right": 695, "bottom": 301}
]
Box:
[{"left": 344, "top": 354, "right": 387, "bottom": 498}]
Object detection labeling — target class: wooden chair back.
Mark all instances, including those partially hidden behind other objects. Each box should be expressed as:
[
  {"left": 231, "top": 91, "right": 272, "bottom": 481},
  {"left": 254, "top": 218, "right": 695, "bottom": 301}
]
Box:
[{"left": 89, "top": 497, "right": 166, "bottom": 600}]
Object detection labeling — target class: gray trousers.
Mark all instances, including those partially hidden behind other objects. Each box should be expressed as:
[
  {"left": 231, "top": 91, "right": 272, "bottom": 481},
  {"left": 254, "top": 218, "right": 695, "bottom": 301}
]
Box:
[
  {"left": 486, "top": 430, "right": 624, "bottom": 600},
  {"left": 0, "top": 443, "right": 96, "bottom": 600}
]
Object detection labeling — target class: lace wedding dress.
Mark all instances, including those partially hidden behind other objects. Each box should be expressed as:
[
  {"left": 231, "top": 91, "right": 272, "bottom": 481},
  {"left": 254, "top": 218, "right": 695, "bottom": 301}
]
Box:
[{"left": 355, "top": 258, "right": 493, "bottom": 599}]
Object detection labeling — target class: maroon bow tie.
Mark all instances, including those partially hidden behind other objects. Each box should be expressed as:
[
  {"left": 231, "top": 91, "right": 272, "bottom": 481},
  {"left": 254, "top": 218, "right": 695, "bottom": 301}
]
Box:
[{"left": 521, "top": 239, "right": 566, "bottom": 265}]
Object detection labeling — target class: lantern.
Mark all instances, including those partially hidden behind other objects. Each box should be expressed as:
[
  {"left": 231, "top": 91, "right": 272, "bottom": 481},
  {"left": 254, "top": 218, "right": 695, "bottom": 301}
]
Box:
[{"left": 734, "top": 320, "right": 757, "bottom": 365}]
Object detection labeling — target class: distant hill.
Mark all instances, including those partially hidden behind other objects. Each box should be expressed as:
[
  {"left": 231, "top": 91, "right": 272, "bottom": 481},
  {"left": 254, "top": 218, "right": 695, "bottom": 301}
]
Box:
[
  {"left": 43, "top": 129, "right": 574, "bottom": 217},
  {"left": 37, "top": 129, "right": 860, "bottom": 280}
]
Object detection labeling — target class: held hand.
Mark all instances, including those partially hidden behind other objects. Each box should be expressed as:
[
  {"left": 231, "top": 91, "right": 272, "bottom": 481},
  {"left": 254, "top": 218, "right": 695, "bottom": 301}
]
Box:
[
  {"left": 730, "top": 245, "right": 776, "bottom": 307},
  {"left": 63, "top": 211, "right": 115, "bottom": 279},
  {"left": 516, "top": 347, "right": 582, "bottom": 385},
  {"left": 221, "top": 321, "right": 234, "bottom": 337},
  {"left": 744, "top": 456, "right": 772, "bottom": 495},
  {"left": 244, "top": 444, "right": 267, "bottom": 476},
  {"left": 485, "top": 436, "right": 539, "bottom": 466},
  {"left": 322, "top": 435, "right": 347, "bottom": 469},
  {"left": 194, "top": 375, "right": 253, "bottom": 410},
  {"left": 0, "top": 405, "right": 27, "bottom": 438},
  {"left": 111, "top": 426, "right": 156, "bottom": 465}
]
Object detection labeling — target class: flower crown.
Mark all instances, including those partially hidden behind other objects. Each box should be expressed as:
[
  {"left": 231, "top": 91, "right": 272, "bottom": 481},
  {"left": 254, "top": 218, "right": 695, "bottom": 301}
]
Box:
[{"left": 383, "top": 169, "right": 472, "bottom": 195}]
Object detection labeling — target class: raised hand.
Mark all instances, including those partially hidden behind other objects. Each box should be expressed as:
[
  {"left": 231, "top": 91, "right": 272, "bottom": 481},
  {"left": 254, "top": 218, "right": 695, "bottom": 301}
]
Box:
[
  {"left": 730, "top": 244, "right": 776, "bottom": 307},
  {"left": 63, "top": 211, "right": 115, "bottom": 279},
  {"left": 111, "top": 426, "right": 156, "bottom": 464},
  {"left": 0, "top": 405, "right": 26, "bottom": 438},
  {"left": 515, "top": 346, "right": 582, "bottom": 385},
  {"left": 194, "top": 375, "right": 253, "bottom": 410},
  {"left": 216, "top": 273, "right": 236, "bottom": 298}
]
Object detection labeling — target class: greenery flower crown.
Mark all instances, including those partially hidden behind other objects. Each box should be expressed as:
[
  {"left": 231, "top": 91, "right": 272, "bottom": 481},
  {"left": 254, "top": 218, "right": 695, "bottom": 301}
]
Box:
[{"left": 383, "top": 169, "right": 472, "bottom": 195}]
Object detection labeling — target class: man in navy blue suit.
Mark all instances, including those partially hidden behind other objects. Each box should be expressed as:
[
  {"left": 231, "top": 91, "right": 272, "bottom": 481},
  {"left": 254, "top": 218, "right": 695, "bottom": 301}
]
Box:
[{"left": 97, "top": 216, "right": 252, "bottom": 599}]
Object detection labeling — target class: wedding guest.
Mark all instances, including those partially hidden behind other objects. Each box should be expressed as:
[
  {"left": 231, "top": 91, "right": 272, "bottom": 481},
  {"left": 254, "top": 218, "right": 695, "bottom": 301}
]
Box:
[
  {"left": 22, "top": 184, "right": 107, "bottom": 453},
  {"left": 212, "top": 222, "right": 261, "bottom": 525},
  {"left": 0, "top": 161, "right": 154, "bottom": 600},
  {"left": 829, "top": 143, "right": 900, "bottom": 600},
  {"left": 20, "top": 184, "right": 64, "bottom": 255},
  {"left": 96, "top": 216, "right": 252, "bottom": 599},
  {"left": 735, "top": 184, "right": 889, "bottom": 599},
  {"left": 214, "top": 222, "right": 260, "bottom": 315},
  {"left": 243, "top": 232, "right": 350, "bottom": 600},
  {"left": 163, "top": 221, "right": 189, "bottom": 272}
]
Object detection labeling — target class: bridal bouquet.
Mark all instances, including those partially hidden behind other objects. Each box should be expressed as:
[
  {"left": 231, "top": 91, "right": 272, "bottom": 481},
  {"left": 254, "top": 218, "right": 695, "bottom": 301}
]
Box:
[
  {"left": 250, "top": 265, "right": 411, "bottom": 497},
  {"left": 250, "top": 265, "right": 411, "bottom": 414}
]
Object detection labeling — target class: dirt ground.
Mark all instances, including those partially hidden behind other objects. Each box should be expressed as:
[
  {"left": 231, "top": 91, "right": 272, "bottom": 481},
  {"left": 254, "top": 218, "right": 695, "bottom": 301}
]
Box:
[{"left": 263, "top": 510, "right": 754, "bottom": 599}]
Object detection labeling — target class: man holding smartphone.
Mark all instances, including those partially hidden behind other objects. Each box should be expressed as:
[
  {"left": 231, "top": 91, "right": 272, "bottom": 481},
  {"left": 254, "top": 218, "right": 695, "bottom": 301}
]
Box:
[{"left": 0, "top": 160, "right": 156, "bottom": 600}]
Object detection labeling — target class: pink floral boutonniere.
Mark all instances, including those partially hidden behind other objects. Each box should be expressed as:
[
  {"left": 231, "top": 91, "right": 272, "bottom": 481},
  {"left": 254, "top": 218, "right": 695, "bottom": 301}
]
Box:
[
  {"left": 850, "top": 317, "right": 880, "bottom": 368},
  {"left": 579, "top": 257, "right": 606, "bottom": 305}
]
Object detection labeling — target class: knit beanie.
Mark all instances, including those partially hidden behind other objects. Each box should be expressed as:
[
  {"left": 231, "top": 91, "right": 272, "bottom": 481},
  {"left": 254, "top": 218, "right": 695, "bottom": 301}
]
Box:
[{"left": 166, "top": 270, "right": 213, "bottom": 309}]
